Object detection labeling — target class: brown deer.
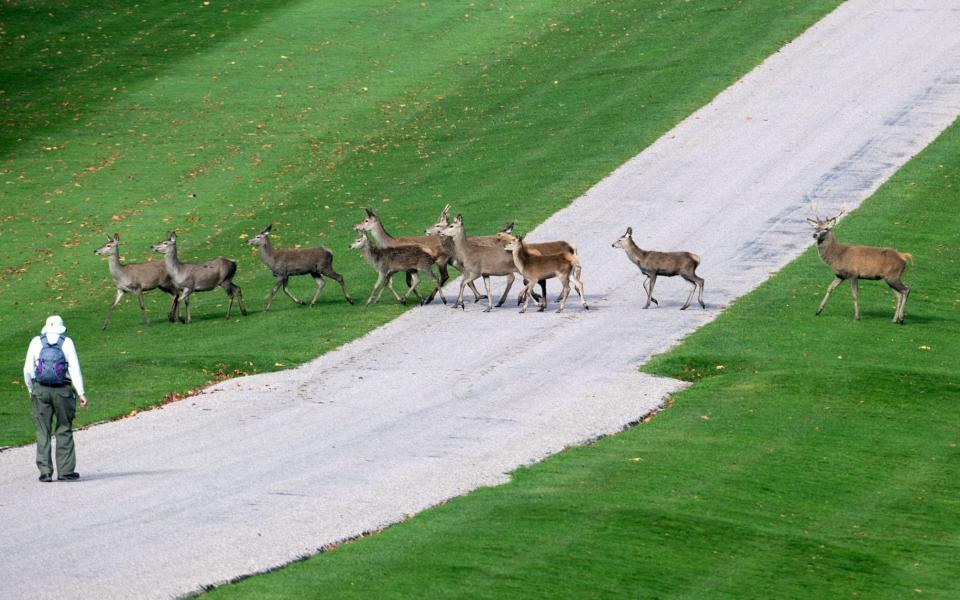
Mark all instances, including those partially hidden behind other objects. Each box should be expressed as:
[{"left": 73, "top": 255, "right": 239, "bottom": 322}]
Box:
[
  {"left": 350, "top": 230, "right": 447, "bottom": 306},
  {"left": 438, "top": 214, "right": 522, "bottom": 312},
  {"left": 808, "top": 210, "right": 911, "bottom": 323},
  {"left": 493, "top": 230, "right": 580, "bottom": 304},
  {"left": 355, "top": 207, "right": 483, "bottom": 303},
  {"left": 503, "top": 236, "right": 587, "bottom": 313},
  {"left": 612, "top": 227, "right": 704, "bottom": 310},
  {"left": 247, "top": 224, "right": 352, "bottom": 312},
  {"left": 151, "top": 231, "right": 247, "bottom": 323},
  {"left": 94, "top": 233, "right": 180, "bottom": 329}
]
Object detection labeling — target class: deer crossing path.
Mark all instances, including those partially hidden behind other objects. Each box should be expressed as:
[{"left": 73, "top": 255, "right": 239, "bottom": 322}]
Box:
[{"left": 2, "top": 2, "right": 959, "bottom": 598}]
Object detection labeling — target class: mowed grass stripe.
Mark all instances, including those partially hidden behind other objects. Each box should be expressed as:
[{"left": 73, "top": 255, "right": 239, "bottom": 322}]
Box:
[
  {"left": 0, "top": 1, "right": 840, "bottom": 446},
  {"left": 201, "top": 116, "right": 960, "bottom": 599}
]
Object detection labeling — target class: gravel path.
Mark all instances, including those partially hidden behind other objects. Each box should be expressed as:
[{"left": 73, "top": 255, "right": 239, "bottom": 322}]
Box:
[{"left": 3, "top": 2, "right": 960, "bottom": 598}]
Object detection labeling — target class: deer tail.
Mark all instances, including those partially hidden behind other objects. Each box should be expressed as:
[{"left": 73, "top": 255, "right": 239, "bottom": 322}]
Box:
[
  {"left": 569, "top": 242, "right": 578, "bottom": 255},
  {"left": 898, "top": 252, "right": 913, "bottom": 264},
  {"left": 690, "top": 253, "right": 701, "bottom": 265}
]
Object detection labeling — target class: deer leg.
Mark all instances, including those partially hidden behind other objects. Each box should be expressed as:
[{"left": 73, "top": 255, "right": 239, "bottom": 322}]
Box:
[
  {"left": 850, "top": 277, "right": 860, "bottom": 320},
  {"left": 556, "top": 274, "right": 571, "bottom": 313},
  {"left": 481, "top": 276, "right": 495, "bottom": 313},
  {"left": 309, "top": 275, "right": 326, "bottom": 307},
  {"left": 166, "top": 291, "right": 180, "bottom": 323},
  {"left": 456, "top": 275, "right": 478, "bottom": 310},
  {"left": 816, "top": 277, "right": 844, "bottom": 315},
  {"left": 233, "top": 282, "right": 246, "bottom": 316},
  {"left": 366, "top": 273, "right": 387, "bottom": 306},
  {"left": 101, "top": 289, "right": 125, "bottom": 330},
  {"left": 265, "top": 278, "right": 283, "bottom": 313},
  {"left": 323, "top": 267, "right": 353, "bottom": 305},
  {"left": 519, "top": 280, "right": 537, "bottom": 313},
  {"left": 644, "top": 274, "right": 659, "bottom": 309},
  {"left": 696, "top": 276, "right": 706, "bottom": 309},
  {"left": 136, "top": 290, "right": 151, "bottom": 325},
  {"left": 888, "top": 279, "right": 909, "bottom": 324},
  {"left": 281, "top": 277, "right": 305, "bottom": 305},
  {"left": 181, "top": 289, "right": 192, "bottom": 324},
  {"left": 383, "top": 273, "right": 404, "bottom": 303},
  {"left": 495, "top": 273, "right": 515, "bottom": 308},
  {"left": 572, "top": 272, "right": 588, "bottom": 310},
  {"left": 402, "top": 272, "right": 423, "bottom": 304},
  {"left": 424, "top": 267, "right": 447, "bottom": 305},
  {"left": 680, "top": 275, "right": 697, "bottom": 310}
]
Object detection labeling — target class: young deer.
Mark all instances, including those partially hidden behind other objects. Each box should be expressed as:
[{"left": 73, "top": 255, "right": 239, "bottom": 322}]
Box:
[
  {"left": 151, "top": 231, "right": 248, "bottom": 323},
  {"left": 493, "top": 230, "right": 579, "bottom": 304},
  {"left": 438, "top": 214, "right": 520, "bottom": 312},
  {"left": 350, "top": 231, "right": 447, "bottom": 306},
  {"left": 94, "top": 233, "right": 180, "bottom": 329},
  {"left": 355, "top": 207, "right": 483, "bottom": 303},
  {"left": 612, "top": 227, "right": 704, "bottom": 310},
  {"left": 504, "top": 236, "right": 587, "bottom": 313},
  {"left": 808, "top": 210, "right": 911, "bottom": 323},
  {"left": 247, "top": 224, "right": 352, "bottom": 312}
]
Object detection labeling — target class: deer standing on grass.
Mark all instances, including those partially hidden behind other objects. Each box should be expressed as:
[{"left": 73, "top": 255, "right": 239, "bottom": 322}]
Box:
[
  {"left": 612, "top": 227, "right": 704, "bottom": 310},
  {"left": 438, "top": 214, "right": 522, "bottom": 312},
  {"left": 504, "top": 236, "right": 588, "bottom": 313},
  {"left": 94, "top": 233, "right": 180, "bottom": 329},
  {"left": 247, "top": 224, "right": 353, "bottom": 312},
  {"left": 350, "top": 230, "right": 447, "bottom": 306},
  {"left": 355, "top": 207, "right": 484, "bottom": 303},
  {"left": 151, "top": 231, "right": 247, "bottom": 323},
  {"left": 808, "top": 210, "right": 911, "bottom": 323}
]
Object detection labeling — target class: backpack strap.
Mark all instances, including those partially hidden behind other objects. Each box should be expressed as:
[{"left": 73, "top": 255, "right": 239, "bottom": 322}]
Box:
[{"left": 39, "top": 335, "right": 64, "bottom": 348}]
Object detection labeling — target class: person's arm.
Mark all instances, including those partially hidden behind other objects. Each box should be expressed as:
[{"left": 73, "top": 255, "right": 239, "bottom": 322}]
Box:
[
  {"left": 22, "top": 337, "right": 39, "bottom": 396},
  {"left": 62, "top": 338, "right": 88, "bottom": 407}
]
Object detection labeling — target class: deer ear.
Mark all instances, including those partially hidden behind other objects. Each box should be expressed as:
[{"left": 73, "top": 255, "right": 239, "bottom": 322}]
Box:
[
  {"left": 263, "top": 224, "right": 272, "bottom": 234},
  {"left": 626, "top": 227, "right": 633, "bottom": 236},
  {"left": 113, "top": 232, "right": 120, "bottom": 241},
  {"left": 455, "top": 214, "right": 463, "bottom": 224},
  {"left": 364, "top": 207, "right": 375, "bottom": 217},
  {"left": 806, "top": 218, "right": 818, "bottom": 225},
  {"left": 503, "top": 222, "right": 514, "bottom": 234}
]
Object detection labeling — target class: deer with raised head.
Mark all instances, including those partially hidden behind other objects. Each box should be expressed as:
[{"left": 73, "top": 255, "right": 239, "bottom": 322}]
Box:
[
  {"left": 438, "top": 214, "right": 521, "bottom": 312},
  {"left": 504, "top": 235, "right": 587, "bottom": 313},
  {"left": 355, "top": 207, "right": 484, "bottom": 303},
  {"left": 493, "top": 229, "right": 579, "bottom": 304},
  {"left": 247, "top": 224, "right": 352, "bottom": 312},
  {"left": 94, "top": 233, "right": 180, "bottom": 329},
  {"left": 808, "top": 209, "right": 911, "bottom": 323},
  {"left": 151, "top": 231, "right": 247, "bottom": 323},
  {"left": 350, "top": 230, "right": 447, "bottom": 306},
  {"left": 612, "top": 227, "right": 704, "bottom": 310}
]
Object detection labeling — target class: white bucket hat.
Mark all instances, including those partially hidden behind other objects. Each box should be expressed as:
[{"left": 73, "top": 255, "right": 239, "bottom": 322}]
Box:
[{"left": 41, "top": 315, "right": 67, "bottom": 335}]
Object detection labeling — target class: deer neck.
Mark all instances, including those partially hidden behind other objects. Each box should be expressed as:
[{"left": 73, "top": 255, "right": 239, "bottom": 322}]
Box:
[
  {"left": 368, "top": 220, "right": 394, "bottom": 246},
  {"left": 106, "top": 251, "right": 126, "bottom": 281},
  {"left": 258, "top": 238, "right": 278, "bottom": 270},
  {"left": 625, "top": 237, "right": 648, "bottom": 263},
  {"left": 816, "top": 231, "right": 845, "bottom": 266},
  {"left": 448, "top": 227, "right": 469, "bottom": 257},
  {"left": 510, "top": 243, "right": 529, "bottom": 271},
  {"left": 361, "top": 242, "right": 379, "bottom": 266},
  {"left": 163, "top": 246, "right": 186, "bottom": 280}
]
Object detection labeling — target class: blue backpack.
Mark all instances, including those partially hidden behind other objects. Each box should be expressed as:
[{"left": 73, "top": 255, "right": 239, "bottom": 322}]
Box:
[{"left": 36, "top": 336, "right": 69, "bottom": 386}]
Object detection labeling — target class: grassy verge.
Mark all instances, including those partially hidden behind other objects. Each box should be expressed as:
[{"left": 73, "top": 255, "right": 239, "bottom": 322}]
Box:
[
  {"left": 200, "top": 110, "right": 960, "bottom": 597},
  {"left": 0, "top": 0, "right": 840, "bottom": 446}
]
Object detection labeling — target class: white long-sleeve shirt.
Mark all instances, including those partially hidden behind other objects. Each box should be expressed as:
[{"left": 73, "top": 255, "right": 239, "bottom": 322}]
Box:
[{"left": 23, "top": 334, "right": 86, "bottom": 396}]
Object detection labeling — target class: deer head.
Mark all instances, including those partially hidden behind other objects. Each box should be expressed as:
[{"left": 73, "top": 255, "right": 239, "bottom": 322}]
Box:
[
  {"left": 151, "top": 231, "right": 177, "bottom": 255},
  {"left": 503, "top": 235, "right": 524, "bottom": 253},
  {"left": 94, "top": 233, "right": 120, "bottom": 256},
  {"left": 437, "top": 214, "right": 465, "bottom": 239},
  {"left": 355, "top": 208, "right": 381, "bottom": 233},
  {"left": 806, "top": 207, "right": 845, "bottom": 242},
  {"left": 349, "top": 231, "right": 369, "bottom": 250},
  {"left": 612, "top": 227, "right": 633, "bottom": 249},
  {"left": 424, "top": 204, "right": 453, "bottom": 235},
  {"left": 247, "top": 224, "right": 273, "bottom": 247}
]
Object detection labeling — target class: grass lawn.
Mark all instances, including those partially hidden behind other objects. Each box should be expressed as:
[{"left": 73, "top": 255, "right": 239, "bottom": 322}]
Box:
[
  {"left": 200, "top": 115, "right": 960, "bottom": 597},
  {"left": 0, "top": 0, "right": 840, "bottom": 446}
]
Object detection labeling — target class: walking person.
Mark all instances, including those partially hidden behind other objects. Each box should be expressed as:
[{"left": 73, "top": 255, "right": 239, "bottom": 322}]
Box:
[{"left": 22, "top": 315, "right": 88, "bottom": 482}]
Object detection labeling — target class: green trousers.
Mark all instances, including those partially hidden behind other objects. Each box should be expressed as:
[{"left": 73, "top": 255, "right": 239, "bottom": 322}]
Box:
[{"left": 31, "top": 385, "right": 77, "bottom": 477}]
